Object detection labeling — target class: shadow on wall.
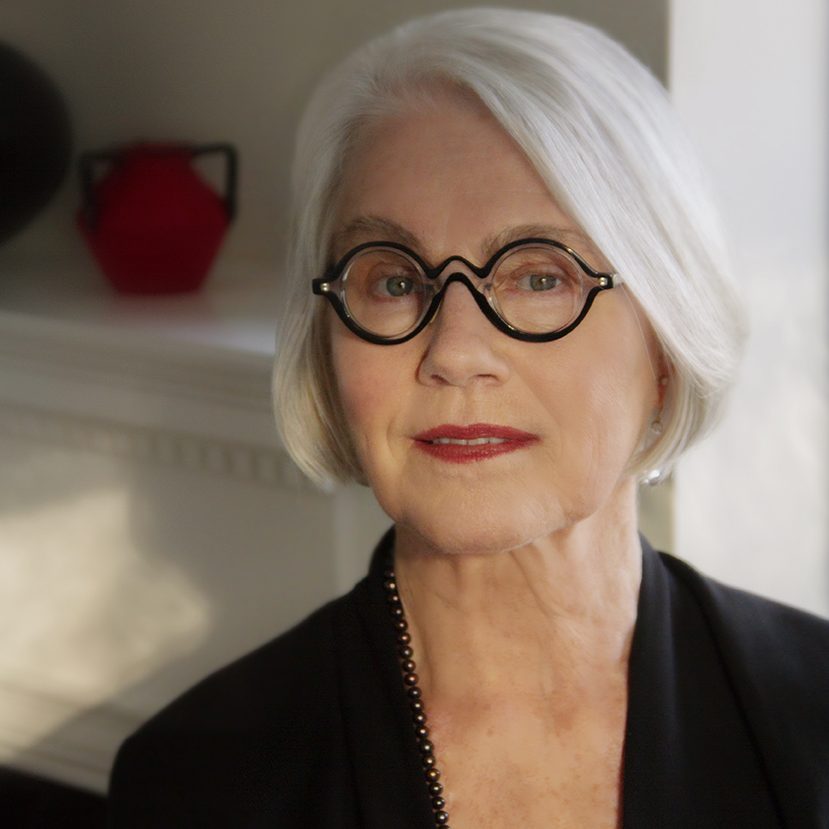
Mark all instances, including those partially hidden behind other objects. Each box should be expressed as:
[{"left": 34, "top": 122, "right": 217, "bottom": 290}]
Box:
[{"left": 0, "top": 427, "right": 347, "bottom": 826}]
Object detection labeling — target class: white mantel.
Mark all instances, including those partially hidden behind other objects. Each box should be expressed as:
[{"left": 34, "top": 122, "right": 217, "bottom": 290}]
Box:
[
  {"left": 0, "top": 267, "right": 280, "bottom": 445},
  {"left": 0, "top": 268, "right": 391, "bottom": 793}
]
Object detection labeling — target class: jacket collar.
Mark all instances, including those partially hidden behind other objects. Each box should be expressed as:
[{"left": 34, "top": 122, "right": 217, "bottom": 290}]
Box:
[{"left": 335, "top": 530, "right": 781, "bottom": 828}]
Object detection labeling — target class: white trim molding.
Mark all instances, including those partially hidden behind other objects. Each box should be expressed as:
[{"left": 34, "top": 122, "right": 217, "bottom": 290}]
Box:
[{"left": 0, "top": 400, "right": 307, "bottom": 490}]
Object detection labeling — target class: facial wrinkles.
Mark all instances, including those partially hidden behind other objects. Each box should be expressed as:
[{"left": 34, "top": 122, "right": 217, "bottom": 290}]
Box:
[
  {"left": 330, "top": 99, "right": 655, "bottom": 568},
  {"left": 337, "top": 110, "right": 600, "bottom": 264},
  {"left": 527, "top": 316, "right": 646, "bottom": 505},
  {"left": 331, "top": 215, "right": 600, "bottom": 271},
  {"left": 398, "top": 513, "right": 634, "bottom": 637}
]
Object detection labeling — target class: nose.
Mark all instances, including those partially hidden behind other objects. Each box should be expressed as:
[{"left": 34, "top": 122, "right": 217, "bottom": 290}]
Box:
[{"left": 417, "top": 278, "right": 511, "bottom": 387}]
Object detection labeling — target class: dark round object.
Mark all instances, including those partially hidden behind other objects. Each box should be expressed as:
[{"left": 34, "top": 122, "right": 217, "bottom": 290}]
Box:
[{"left": 0, "top": 43, "right": 72, "bottom": 244}]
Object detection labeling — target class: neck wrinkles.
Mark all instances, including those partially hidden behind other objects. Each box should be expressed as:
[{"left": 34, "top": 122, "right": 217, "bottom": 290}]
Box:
[{"left": 391, "top": 479, "right": 643, "bottom": 706}]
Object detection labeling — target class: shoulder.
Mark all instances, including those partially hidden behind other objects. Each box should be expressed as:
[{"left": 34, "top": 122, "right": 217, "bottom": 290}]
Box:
[
  {"left": 657, "top": 551, "right": 829, "bottom": 819},
  {"left": 659, "top": 551, "right": 829, "bottom": 680},
  {"left": 108, "top": 586, "right": 362, "bottom": 826}
]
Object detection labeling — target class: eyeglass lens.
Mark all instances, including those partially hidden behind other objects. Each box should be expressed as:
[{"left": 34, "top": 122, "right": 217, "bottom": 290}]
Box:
[{"left": 340, "top": 244, "right": 588, "bottom": 338}]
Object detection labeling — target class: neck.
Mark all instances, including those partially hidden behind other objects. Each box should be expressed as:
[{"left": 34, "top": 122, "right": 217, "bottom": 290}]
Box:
[{"left": 392, "top": 477, "right": 643, "bottom": 709}]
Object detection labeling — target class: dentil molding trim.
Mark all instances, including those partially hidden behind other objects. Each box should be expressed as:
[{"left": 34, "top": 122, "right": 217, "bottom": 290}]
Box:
[
  {"left": 0, "top": 400, "right": 308, "bottom": 490},
  {"left": 0, "top": 303, "right": 319, "bottom": 489}
]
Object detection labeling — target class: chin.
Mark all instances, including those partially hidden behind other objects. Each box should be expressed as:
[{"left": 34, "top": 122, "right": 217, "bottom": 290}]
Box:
[{"left": 393, "top": 495, "right": 579, "bottom": 558}]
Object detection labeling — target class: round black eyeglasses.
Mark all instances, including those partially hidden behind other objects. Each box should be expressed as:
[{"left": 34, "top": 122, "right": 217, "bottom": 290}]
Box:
[{"left": 312, "top": 237, "right": 619, "bottom": 345}]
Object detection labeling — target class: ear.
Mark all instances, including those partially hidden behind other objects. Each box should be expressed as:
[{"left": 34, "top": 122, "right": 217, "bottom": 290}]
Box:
[{"left": 655, "top": 353, "right": 673, "bottom": 410}]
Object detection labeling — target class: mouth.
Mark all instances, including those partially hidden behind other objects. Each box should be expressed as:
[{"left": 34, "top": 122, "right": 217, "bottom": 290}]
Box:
[
  {"left": 429, "top": 436, "right": 508, "bottom": 446},
  {"left": 413, "top": 423, "right": 538, "bottom": 464}
]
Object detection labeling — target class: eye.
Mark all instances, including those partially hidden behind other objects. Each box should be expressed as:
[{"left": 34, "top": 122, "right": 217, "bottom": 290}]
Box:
[
  {"left": 494, "top": 246, "right": 582, "bottom": 297},
  {"left": 345, "top": 248, "right": 424, "bottom": 302},
  {"left": 380, "top": 274, "right": 417, "bottom": 297},
  {"left": 518, "top": 272, "right": 562, "bottom": 292}
]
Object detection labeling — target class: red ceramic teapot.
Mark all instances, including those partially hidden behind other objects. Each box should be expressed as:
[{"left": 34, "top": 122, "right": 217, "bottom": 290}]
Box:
[{"left": 77, "top": 142, "right": 237, "bottom": 294}]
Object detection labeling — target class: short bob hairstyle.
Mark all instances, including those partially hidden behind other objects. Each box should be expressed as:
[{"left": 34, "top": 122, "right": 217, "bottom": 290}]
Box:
[{"left": 272, "top": 7, "right": 745, "bottom": 488}]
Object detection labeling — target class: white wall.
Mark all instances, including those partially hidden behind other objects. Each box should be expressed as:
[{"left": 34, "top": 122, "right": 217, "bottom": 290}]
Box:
[{"left": 670, "top": 0, "right": 828, "bottom": 616}]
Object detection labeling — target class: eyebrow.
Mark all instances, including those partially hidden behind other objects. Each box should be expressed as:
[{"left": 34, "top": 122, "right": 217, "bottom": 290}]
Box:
[
  {"left": 331, "top": 216, "right": 421, "bottom": 257},
  {"left": 482, "top": 224, "right": 590, "bottom": 256},
  {"left": 330, "top": 215, "right": 592, "bottom": 262}
]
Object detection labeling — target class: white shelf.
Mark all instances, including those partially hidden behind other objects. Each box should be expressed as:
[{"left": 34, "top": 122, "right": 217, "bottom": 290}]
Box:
[
  {"left": 0, "top": 265, "right": 279, "bottom": 358},
  {"left": 0, "top": 266, "right": 282, "bottom": 446}
]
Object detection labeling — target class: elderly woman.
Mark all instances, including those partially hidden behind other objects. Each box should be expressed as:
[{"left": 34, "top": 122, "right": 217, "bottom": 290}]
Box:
[{"left": 109, "top": 9, "right": 829, "bottom": 828}]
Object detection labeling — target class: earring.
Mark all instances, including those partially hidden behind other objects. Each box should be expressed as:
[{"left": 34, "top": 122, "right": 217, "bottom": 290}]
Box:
[{"left": 642, "top": 468, "right": 663, "bottom": 486}]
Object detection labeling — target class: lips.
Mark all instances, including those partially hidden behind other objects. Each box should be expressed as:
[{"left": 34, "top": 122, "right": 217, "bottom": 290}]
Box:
[{"left": 413, "top": 423, "right": 538, "bottom": 464}]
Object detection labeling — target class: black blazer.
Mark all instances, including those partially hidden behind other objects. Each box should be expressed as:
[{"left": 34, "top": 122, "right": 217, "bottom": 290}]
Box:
[{"left": 108, "top": 532, "right": 829, "bottom": 827}]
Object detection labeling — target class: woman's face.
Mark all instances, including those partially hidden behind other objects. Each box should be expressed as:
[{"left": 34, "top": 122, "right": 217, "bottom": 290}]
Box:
[{"left": 328, "top": 95, "right": 660, "bottom": 555}]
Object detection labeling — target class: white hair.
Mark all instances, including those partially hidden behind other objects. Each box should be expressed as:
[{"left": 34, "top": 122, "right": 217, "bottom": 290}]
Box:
[{"left": 272, "top": 7, "right": 746, "bottom": 488}]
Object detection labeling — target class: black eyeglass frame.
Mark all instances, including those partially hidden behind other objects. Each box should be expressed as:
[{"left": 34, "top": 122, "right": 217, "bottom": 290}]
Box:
[{"left": 312, "top": 237, "right": 618, "bottom": 345}]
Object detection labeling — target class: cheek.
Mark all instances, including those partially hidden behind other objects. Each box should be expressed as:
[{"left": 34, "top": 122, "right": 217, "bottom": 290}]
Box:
[
  {"left": 332, "top": 349, "right": 375, "bottom": 436},
  {"left": 333, "top": 351, "right": 374, "bottom": 421},
  {"left": 330, "top": 332, "right": 407, "bottom": 460},
  {"left": 590, "top": 350, "right": 655, "bottom": 468},
  {"left": 528, "top": 331, "right": 654, "bottom": 475}
]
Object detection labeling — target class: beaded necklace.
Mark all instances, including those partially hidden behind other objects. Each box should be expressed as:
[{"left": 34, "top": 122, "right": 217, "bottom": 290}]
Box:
[{"left": 383, "top": 560, "right": 452, "bottom": 828}]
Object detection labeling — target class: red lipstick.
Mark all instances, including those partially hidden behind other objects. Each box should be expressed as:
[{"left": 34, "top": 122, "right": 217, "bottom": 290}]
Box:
[{"left": 412, "top": 423, "right": 538, "bottom": 464}]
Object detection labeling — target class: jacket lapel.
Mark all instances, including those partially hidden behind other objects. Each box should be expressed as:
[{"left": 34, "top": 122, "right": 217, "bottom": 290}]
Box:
[
  {"left": 622, "top": 541, "right": 782, "bottom": 827},
  {"left": 334, "top": 529, "right": 436, "bottom": 828},
  {"left": 334, "top": 532, "right": 783, "bottom": 828}
]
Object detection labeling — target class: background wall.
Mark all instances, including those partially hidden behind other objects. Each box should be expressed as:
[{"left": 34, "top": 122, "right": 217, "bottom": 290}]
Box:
[{"left": 670, "top": 0, "right": 828, "bottom": 616}]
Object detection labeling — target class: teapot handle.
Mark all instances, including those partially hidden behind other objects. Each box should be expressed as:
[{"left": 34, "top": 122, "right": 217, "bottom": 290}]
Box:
[
  {"left": 191, "top": 143, "right": 238, "bottom": 221},
  {"left": 78, "top": 149, "right": 120, "bottom": 230}
]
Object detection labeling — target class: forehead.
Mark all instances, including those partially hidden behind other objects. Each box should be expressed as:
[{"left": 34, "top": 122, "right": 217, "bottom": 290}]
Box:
[
  {"left": 331, "top": 216, "right": 592, "bottom": 264},
  {"left": 331, "top": 99, "right": 598, "bottom": 263}
]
